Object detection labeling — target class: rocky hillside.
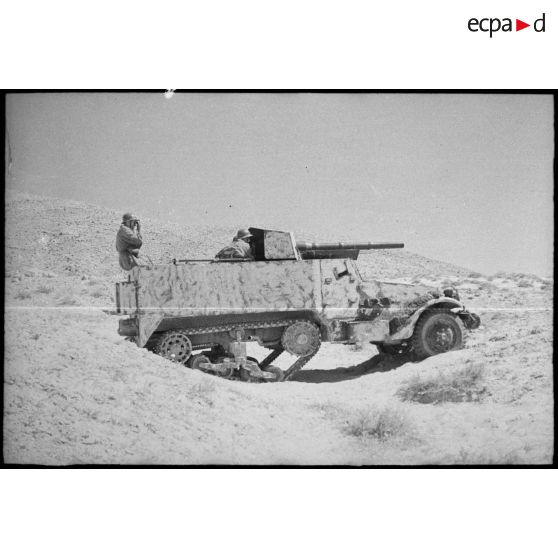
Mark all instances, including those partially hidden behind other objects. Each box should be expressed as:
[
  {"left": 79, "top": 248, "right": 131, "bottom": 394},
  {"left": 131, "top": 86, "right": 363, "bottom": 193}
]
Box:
[
  {"left": 6, "top": 191, "right": 476, "bottom": 281},
  {"left": 5, "top": 191, "right": 232, "bottom": 279}
]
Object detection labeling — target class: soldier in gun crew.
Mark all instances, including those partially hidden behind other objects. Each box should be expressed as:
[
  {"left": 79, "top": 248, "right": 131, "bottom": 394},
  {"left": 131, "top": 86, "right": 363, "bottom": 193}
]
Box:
[
  {"left": 215, "top": 228, "right": 255, "bottom": 260},
  {"left": 116, "top": 212, "right": 143, "bottom": 271}
]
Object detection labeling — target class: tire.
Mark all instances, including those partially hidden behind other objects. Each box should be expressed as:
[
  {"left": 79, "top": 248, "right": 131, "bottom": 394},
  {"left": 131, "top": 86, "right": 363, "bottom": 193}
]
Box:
[
  {"left": 411, "top": 308, "right": 465, "bottom": 359},
  {"left": 155, "top": 330, "right": 193, "bottom": 364}
]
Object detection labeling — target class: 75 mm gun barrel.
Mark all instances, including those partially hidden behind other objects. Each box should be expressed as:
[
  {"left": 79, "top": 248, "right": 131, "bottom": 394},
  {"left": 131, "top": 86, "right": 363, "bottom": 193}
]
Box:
[
  {"left": 295, "top": 241, "right": 404, "bottom": 260},
  {"left": 296, "top": 241, "right": 404, "bottom": 251}
]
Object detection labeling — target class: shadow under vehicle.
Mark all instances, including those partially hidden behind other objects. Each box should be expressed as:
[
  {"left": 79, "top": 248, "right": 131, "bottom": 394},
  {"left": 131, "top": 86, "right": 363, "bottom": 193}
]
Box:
[{"left": 115, "top": 228, "right": 480, "bottom": 382}]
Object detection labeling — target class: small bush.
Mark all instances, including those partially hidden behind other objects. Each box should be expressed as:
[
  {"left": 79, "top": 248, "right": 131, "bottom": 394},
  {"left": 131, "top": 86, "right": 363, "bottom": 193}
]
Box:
[
  {"left": 517, "top": 279, "right": 532, "bottom": 288},
  {"left": 36, "top": 284, "right": 53, "bottom": 294},
  {"left": 91, "top": 289, "right": 106, "bottom": 298},
  {"left": 56, "top": 294, "right": 81, "bottom": 306},
  {"left": 475, "top": 281, "right": 496, "bottom": 293},
  {"left": 312, "top": 401, "right": 345, "bottom": 421},
  {"left": 15, "top": 290, "right": 32, "bottom": 300},
  {"left": 397, "top": 362, "right": 487, "bottom": 404},
  {"left": 345, "top": 406, "right": 410, "bottom": 441},
  {"left": 489, "top": 334, "right": 507, "bottom": 342}
]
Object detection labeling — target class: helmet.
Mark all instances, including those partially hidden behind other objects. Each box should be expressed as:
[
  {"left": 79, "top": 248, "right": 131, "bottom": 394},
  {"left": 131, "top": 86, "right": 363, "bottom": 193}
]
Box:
[
  {"left": 234, "top": 228, "right": 252, "bottom": 241},
  {"left": 122, "top": 212, "right": 139, "bottom": 223}
]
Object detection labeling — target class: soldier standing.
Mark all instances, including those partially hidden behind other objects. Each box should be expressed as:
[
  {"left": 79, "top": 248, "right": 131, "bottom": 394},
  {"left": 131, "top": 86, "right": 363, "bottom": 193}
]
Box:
[
  {"left": 116, "top": 212, "right": 143, "bottom": 271},
  {"left": 215, "top": 228, "right": 255, "bottom": 260}
]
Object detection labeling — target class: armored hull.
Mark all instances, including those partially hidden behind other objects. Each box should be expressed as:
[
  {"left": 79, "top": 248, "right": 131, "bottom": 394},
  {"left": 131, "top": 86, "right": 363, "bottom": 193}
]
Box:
[{"left": 116, "top": 227, "right": 480, "bottom": 381}]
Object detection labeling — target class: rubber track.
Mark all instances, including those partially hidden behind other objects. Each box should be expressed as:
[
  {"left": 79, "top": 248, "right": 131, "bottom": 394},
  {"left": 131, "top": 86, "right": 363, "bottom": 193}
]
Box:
[
  {"left": 283, "top": 348, "right": 320, "bottom": 381},
  {"left": 259, "top": 348, "right": 284, "bottom": 369},
  {"left": 171, "top": 319, "right": 298, "bottom": 337}
]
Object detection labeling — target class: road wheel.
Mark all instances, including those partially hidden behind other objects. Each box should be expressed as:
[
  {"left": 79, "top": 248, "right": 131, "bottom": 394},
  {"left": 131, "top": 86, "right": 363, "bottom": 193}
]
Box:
[
  {"left": 412, "top": 308, "right": 465, "bottom": 359},
  {"left": 155, "top": 330, "right": 193, "bottom": 364}
]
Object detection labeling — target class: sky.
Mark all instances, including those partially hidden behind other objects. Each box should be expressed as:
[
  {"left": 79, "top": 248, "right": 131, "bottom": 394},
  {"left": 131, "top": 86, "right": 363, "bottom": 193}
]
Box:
[{"left": 5, "top": 92, "right": 554, "bottom": 276}]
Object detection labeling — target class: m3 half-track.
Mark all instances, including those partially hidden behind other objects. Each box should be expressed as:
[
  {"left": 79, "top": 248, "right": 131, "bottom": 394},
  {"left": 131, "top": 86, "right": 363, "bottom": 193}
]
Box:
[{"left": 115, "top": 227, "right": 480, "bottom": 382}]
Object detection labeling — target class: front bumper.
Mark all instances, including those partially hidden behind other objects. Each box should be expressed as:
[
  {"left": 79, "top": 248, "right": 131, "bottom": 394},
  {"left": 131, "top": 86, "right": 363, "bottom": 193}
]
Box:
[{"left": 457, "top": 310, "right": 481, "bottom": 330}]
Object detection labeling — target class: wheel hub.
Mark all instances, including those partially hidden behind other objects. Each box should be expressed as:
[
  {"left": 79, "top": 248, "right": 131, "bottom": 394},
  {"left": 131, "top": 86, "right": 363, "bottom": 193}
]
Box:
[
  {"left": 428, "top": 325, "right": 455, "bottom": 351},
  {"left": 297, "top": 333, "right": 309, "bottom": 345}
]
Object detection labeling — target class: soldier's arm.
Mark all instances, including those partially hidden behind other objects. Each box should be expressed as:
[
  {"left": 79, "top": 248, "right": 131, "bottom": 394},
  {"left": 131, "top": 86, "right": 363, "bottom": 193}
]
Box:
[{"left": 120, "top": 227, "right": 143, "bottom": 249}]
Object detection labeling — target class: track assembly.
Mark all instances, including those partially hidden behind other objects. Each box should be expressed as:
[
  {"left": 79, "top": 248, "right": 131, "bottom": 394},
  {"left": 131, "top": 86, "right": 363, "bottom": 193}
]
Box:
[{"left": 152, "top": 319, "right": 322, "bottom": 382}]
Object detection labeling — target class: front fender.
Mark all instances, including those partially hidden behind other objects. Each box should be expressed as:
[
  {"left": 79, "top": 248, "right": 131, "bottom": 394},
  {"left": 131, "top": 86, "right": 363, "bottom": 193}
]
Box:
[{"left": 388, "top": 297, "right": 464, "bottom": 342}]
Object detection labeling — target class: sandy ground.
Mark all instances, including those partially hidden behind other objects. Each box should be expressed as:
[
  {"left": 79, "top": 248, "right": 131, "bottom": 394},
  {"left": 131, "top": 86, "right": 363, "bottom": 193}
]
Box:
[{"left": 3, "top": 192, "right": 554, "bottom": 464}]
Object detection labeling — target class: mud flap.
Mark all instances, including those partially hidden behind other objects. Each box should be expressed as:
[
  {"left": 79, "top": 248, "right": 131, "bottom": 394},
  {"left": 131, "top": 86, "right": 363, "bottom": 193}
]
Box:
[
  {"left": 137, "top": 312, "right": 165, "bottom": 347},
  {"left": 118, "top": 317, "right": 138, "bottom": 337}
]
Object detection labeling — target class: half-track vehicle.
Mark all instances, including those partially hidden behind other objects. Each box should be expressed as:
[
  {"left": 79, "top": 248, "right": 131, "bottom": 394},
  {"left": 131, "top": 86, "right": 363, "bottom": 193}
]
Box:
[{"left": 115, "top": 227, "right": 480, "bottom": 382}]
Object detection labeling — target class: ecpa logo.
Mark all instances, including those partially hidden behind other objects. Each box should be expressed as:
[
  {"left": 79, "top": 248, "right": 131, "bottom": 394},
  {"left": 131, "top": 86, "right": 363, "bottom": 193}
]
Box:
[{"left": 468, "top": 12, "right": 546, "bottom": 37}]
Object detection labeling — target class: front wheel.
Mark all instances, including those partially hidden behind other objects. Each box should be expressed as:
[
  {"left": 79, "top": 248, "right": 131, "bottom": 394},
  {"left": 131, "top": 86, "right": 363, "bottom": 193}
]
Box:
[{"left": 411, "top": 308, "right": 465, "bottom": 359}]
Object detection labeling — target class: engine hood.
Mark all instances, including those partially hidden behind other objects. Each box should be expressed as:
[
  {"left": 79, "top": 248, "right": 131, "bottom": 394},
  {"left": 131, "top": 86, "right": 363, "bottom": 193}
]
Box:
[{"left": 358, "top": 280, "right": 443, "bottom": 315}]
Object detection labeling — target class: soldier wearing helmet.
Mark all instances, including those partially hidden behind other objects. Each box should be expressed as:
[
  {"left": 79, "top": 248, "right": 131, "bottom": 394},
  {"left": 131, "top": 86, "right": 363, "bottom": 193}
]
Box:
[
  {"left": 116, "top": 212, "right": 143, "bottom": 271},
  {"left": 215, "top": 228, "right": 255, "bottom": 260}
]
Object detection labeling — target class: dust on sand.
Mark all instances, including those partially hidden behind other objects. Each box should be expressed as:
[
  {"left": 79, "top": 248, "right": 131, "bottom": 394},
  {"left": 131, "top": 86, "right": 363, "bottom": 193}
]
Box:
[{"left": 3, "top": 192, "right": 554, "bottom": 464}]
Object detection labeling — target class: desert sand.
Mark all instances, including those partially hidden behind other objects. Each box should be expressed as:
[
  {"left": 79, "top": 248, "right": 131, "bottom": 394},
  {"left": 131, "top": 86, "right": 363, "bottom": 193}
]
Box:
[{"left": 3, "top": 192, "right": 554, "bottom": 464}]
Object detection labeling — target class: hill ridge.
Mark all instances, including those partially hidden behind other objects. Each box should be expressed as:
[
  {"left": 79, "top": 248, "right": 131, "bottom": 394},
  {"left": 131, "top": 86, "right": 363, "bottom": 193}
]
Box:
[{"left": 6, "top": 190, "right": 477, "bottom": 280}]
